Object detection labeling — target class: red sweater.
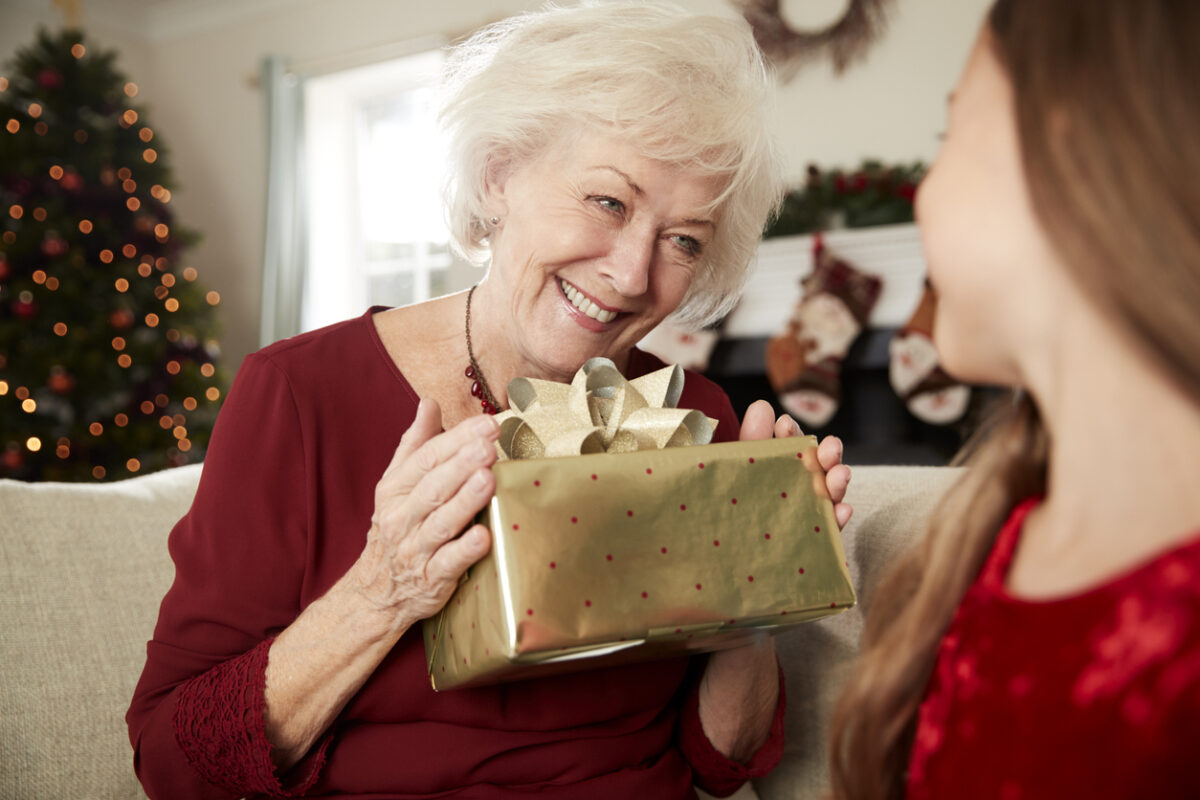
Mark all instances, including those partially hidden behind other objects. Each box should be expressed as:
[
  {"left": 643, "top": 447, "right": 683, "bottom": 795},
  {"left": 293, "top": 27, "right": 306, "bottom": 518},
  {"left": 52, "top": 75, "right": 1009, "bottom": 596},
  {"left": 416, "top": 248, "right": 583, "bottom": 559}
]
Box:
[
  {"left": 907, "top": 498, "right": 1200, "bottom": 798},
  {"left": 127, "top": 308, "right": 784, "bottom": 799}
]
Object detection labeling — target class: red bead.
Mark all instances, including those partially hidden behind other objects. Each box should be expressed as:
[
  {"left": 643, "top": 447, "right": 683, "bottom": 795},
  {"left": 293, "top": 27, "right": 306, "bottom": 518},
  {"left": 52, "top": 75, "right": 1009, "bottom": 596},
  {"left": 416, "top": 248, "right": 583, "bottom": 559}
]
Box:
[
  {"left": 470, "top": 380, "right": 483, "bottom": 398},
  {"left": 465, "top": 365, "right": 476, "bottom": 379}
]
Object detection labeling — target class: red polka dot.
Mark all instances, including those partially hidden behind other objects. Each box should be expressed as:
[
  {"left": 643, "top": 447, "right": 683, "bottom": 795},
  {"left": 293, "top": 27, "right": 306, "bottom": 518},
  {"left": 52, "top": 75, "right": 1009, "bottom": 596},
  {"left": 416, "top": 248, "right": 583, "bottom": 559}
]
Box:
[
  {"left": 571, "top": 516, "right": 578, "bottom": 523},
  {"left": 512, "top": 524, "right": 519, "bottom": 530},
  {"left": 781, "top": 492, "right": 788, "bottom": 498},
  {"left": 527, "top": 608, "right": 534, "bottom": 616},
  {"left": 698, "top": 462, "right": 705, "bottom": 469},
  {"left": 680, "top": 504, "right": 687, "bottom": 511},
  {"left": 472, "top": 622, "right": 475, "bottom": 628},
  {"left": 549, "top": 561, "right": 556, "bottom": 569},
  {"left": 748, "top": 457, "right": 755, "bottom": 464},
  {"left": 463, "top": 658, "right": 467, "bottom": 664},
  {"left": 730, "top": 497, "right": 738, "bottom": 505},
  {"left": 675, "top": 628, "right": 682, "bottom": 634},
  {"left": 645, "top": 468, "right": 652, "bottom": 474},
  {"left": 449, "top": 632, "right": 453, "bottom": 638},
  {"left": 781, "top": 610, "right": 788, "bottom": 616},
  {"left": 696, "top": 583, "right": 703, "bottom": 590},
  {"left": 830, "top": 602, "right": 837, "bottom": 608},
  {"left": 747, "top": 575, "right": 754, "bottom": 582},
  {"left": 797, "top": 452, "right": 804, "bottom": 459},
  {"left": 713, "top": 539, "right": 720, "bottom": 547},
  {"left": 728, "top": 618, "right": 736, "bottom": 624},
  {"left": 798, "top": 567, "right": 805, "bottom": 574},
  {"left": 432, "top": 633, "right": 437, "bottom": 641},
  {"left": 627, "top": 509, "right": 634, "bottom": 517},
  {"left": 641, "top": 591, "right": 648, "bottom": 598},
  {"left": 591, "top": 474, "right": 598, "bottom": 480},
  {"left": 585, "top": 599, "right": 591, "bottom": 607},
  {"left": 606, "top": 554, "right": 613, "bottom": 561},
  {"left": 485, "top": 648, "right": 489, "bottom": 655},
  {"left": 764, "top": 533, "right": 771, "bottom": 540},
  {"left": 814, "top": 526, "right": 821, "bottom": 532},
  {"left": 534, "top": 480, "right": 541, "bottom": 486},
  {"left": 661, "top": 547, "right": 668, "bottom": 554},
  {"left": 441, "top": 665, "right": 445, "bottom": 672}
]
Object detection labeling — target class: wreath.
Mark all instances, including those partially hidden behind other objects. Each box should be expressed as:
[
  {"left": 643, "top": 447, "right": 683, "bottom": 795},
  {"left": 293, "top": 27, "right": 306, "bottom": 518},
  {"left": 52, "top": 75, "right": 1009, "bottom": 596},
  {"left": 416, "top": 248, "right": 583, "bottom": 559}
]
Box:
[{"left": 736, "top": 0, "right": 896, "bottom": 80}]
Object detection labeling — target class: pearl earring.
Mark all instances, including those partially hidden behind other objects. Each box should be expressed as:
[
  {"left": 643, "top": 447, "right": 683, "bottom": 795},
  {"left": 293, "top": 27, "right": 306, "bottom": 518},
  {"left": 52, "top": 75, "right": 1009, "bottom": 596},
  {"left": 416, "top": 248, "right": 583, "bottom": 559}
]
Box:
[{"left": 489, "top": 216, "right": 501, "bottom": 226}]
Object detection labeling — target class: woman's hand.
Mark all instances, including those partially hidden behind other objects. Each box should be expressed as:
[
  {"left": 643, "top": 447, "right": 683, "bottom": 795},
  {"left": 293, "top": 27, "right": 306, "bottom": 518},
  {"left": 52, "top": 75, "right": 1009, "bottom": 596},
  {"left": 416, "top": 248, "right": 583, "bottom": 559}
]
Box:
[
  {"left": 350, "top": 398, "right": 500, "bottom": 632},
  {"left": 696, "top": 399, "right": 852, "bottom": 763},
  {"left": 739, "top": 398, "right": 853, "bottom": 529},
  {"left": 263, "top": 399, "right": 498, "bottom": 770}
]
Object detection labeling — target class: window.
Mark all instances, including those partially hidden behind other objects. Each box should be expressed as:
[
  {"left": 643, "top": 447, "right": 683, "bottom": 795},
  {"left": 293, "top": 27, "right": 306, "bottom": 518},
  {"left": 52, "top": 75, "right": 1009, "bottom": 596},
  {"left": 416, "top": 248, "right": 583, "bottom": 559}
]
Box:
[{"left": 302, "top": 46, "right": 477, "bottom": 333}]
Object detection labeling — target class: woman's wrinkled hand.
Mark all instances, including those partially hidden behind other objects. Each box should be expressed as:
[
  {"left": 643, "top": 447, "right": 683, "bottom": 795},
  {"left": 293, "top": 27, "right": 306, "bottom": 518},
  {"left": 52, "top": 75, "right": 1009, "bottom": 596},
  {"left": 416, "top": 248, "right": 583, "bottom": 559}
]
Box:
[
  {"left": 739, "top": 398, "right": 853, "bottom": 530},
  {"left": 349, "top": 398, "right": 499, "bottom": 632}
]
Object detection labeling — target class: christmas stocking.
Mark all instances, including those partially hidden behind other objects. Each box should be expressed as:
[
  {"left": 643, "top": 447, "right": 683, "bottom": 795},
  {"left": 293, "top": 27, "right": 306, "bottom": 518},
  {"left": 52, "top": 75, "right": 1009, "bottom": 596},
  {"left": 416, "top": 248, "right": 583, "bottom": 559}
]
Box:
[
  {"left": 888, "top": 280, "right": 970, "bottom": 425},
  {"left": 765, "top": 238, "right": 883, "bottom": 428}
]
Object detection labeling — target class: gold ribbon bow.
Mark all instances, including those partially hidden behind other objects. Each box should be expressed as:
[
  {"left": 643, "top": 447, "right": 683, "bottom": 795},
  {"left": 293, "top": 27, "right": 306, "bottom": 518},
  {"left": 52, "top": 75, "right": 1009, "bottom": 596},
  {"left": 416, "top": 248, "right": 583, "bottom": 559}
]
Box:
[{"left": 494, "top": 357, "right": 717, "bottom": 460}]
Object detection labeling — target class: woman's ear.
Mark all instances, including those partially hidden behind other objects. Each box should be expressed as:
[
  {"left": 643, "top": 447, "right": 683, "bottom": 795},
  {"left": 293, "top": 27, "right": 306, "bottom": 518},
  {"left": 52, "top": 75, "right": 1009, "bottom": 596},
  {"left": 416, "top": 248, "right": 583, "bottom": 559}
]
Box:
[{"left": 483, "top": 152, "right": 512, "bottom": 217}]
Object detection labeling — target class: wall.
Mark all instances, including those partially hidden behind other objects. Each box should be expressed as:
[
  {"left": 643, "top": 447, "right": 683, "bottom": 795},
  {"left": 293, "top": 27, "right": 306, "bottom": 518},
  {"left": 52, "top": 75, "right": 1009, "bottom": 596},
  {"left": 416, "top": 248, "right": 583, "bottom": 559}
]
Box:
[{"left": 2, "top": 0, "right": 992, "bottom": 372}]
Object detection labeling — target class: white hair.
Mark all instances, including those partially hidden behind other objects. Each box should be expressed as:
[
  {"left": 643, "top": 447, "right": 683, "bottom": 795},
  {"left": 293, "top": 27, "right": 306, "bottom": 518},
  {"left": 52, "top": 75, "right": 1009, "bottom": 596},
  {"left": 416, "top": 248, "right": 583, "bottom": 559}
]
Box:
[{"left": 439, "top": 0, "right": 784, "bottom": 327}]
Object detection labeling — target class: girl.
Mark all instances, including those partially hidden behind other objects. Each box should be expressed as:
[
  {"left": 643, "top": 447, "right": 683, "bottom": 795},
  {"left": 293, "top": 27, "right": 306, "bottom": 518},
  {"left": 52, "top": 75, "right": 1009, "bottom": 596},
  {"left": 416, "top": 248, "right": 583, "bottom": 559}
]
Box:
[{"left": 830, "top": 1, "right": 1200, "bottom": 797}]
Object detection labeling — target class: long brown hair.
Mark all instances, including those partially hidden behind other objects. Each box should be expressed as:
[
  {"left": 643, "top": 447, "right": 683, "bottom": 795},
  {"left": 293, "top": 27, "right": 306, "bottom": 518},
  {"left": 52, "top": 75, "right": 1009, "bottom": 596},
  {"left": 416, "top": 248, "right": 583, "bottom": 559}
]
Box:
[{"left": 828, "top": 1, "right": 1200, "bottom": 798}]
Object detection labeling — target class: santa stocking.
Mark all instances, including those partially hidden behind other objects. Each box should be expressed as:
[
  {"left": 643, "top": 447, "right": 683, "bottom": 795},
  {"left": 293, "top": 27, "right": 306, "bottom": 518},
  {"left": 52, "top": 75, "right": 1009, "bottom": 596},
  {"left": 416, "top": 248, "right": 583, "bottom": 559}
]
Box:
[
  {"left": 765, "top": 238, "right": 882, "bottom": 428},
  {"left": 888, "top": 280, "right": 970, "bottom": 425}
]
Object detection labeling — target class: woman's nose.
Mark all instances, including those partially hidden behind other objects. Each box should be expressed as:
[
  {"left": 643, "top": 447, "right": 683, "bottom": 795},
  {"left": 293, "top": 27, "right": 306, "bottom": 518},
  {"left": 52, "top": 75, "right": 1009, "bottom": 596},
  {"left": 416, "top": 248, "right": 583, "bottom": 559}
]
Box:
[{"left": 600, "top": 227, "right": 654, "bottom": 297}]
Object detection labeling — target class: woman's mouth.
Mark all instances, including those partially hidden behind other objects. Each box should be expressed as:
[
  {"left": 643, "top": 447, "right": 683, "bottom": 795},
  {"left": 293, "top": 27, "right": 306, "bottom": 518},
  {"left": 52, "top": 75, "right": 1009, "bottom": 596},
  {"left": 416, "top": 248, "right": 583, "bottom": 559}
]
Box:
[{"left": 558, "top": 278, "right": 620, "bottom": 324}]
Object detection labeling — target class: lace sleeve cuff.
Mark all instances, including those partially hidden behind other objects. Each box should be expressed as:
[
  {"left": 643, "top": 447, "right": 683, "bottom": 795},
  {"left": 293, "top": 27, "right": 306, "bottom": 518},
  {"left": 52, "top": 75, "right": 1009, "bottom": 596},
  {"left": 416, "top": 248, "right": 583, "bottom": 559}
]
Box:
[{"left": 172, "top": 637, "right": 332, "bottom": 797}]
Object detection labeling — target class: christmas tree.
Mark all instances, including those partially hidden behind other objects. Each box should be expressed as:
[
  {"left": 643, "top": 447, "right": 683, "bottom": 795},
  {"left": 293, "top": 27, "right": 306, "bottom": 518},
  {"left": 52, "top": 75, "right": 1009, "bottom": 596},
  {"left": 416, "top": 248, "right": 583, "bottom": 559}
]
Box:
[{"left": 0, "top": 29, "right": 225, "bottom": 482}]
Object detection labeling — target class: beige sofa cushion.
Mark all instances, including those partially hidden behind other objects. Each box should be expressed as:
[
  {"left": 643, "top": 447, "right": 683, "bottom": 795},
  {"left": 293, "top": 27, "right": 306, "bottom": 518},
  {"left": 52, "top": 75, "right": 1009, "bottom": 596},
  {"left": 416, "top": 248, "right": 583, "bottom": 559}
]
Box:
[
  {"left": 0, "top": 465, "right": 201, "bottom": 800},
  {"left": 753, "top": 464, "right": 962, "bottom": 800}
]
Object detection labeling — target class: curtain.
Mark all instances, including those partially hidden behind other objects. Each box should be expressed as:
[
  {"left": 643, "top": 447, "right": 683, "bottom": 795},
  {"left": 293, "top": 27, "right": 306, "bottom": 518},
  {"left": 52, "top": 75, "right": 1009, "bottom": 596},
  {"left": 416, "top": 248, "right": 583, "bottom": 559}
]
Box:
[{"left": 258, "top": 56, "right": 307, "bottom": 347}]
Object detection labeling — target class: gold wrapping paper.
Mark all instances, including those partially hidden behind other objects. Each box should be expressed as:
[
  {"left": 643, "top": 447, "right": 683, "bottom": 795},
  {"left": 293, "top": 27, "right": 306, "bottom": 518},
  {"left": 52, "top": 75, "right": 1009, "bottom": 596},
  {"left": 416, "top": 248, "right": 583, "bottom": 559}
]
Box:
[{"left": 423, "top": 359, "right": 855, "bottom": 691}]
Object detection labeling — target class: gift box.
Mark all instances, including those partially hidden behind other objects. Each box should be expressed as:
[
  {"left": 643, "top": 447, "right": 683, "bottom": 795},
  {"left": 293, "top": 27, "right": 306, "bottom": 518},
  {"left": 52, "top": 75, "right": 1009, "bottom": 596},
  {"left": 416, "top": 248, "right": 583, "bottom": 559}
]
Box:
[{"left": 423, "top": 359, "right": 855, "bottom": 690}]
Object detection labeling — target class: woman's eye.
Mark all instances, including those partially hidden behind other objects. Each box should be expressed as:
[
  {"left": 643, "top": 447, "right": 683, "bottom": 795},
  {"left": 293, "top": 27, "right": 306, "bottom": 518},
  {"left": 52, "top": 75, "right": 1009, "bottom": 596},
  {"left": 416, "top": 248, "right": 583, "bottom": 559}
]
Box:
[
  {"left": 670, "top": 234, "right": 702, "bottom": 257},
  {"left": 591, "top": 196, "right": 625, "bottom": 216}
]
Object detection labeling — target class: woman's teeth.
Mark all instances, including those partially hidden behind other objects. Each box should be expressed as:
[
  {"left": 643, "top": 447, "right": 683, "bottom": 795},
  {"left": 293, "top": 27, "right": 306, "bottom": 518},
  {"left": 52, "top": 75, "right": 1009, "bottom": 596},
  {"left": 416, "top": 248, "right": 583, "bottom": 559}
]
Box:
[{"left": 560, "top": 279, "right": 618, "bottom": 323}]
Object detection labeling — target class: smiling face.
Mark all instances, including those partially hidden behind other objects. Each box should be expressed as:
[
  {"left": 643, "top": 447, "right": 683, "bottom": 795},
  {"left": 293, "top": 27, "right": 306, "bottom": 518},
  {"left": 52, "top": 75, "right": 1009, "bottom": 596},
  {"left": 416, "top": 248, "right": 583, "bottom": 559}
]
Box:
[{"left": 480, "top": 129, "right": 724, "bottom": 381}]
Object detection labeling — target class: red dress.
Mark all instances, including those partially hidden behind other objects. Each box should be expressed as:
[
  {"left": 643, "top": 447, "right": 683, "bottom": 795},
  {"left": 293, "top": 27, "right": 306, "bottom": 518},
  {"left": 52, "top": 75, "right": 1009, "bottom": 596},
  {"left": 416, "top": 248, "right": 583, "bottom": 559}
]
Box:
[
  {"left": 907, "top": 498, "right": 1200, "bottom": 798},
  {"left": 126, "top": 308, "right": 784, "bottom": 800}
]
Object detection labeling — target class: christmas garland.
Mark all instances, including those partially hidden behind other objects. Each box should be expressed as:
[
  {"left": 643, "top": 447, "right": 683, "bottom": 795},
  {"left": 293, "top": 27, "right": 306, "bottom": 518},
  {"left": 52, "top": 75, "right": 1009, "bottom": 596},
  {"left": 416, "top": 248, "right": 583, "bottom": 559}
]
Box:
[{"left": 763, "top": 159, "right": 926, "bottom": 239}]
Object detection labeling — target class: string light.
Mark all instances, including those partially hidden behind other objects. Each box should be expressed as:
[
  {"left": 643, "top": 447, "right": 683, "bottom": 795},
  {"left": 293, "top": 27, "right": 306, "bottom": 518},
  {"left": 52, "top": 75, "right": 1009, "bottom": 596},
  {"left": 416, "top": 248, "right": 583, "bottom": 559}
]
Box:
[
  {"left": 53, "top": 322, "right": 67, "bottom": 336},
  {"left": 22, "top": 398, "right": 37, "bottom": 413},
  {"left": 205, "top": 387, "right": 220, "bottom": 402},
  {"left": 89, "top": 422, "right": 103, "bottom": 436},
  {"left": 117, "top": 354, "right": 131, "bottom": 368},
  {"left": 73, "top": 129, "right": 87, "bottom": 143},
  {"left": 173, "top": 426, "right": 187, "bottom": 440},
  {"left": 114, "top": 413, "right": 129, "bottom": 427},
  {"left": 49, "top": 165, "right": 63, "bottom": 179},
  {"left": 118, "top": 167, "right": 132, "bottom": 180},
  {"left": 45, "top": 277, "right": 59, "bottom": 290},
  {"left": 126, "top": 458, "right": 140, "bottom": 472},
  {"left": 122, "top": 178, "right": 136, "bottom": 192},
  {"left": 78, "top": 219, "right": 93, "bottom": 233},
  {"left": 0, "top": 381, "right": 7, "bottom": 395},
  {"left": 26, "top": 437, "right": 41, "bottom": 452},
  {"left": 155, "top": 394, "right": 169, "bottom": 407},
  {"left": 32, "top": 207, "right": 47, "bottom": 221},
  {"left": 161, "top": 274, "right": 175, "bottom": 287},
  {"left": 126, "top": 197, "right": 140, "bottom": 211},
  {"left": 139, "top": 127, "right": 153, "bottom": 142},
  {"left": 164, "top": 298, "right": 179, "bottom": 312},
  {"left": 143, "top": 148, "right": 157, "bottom": 164},
  {"left": 158, "top": 416, "right": 172, "bottom": 430},
  {"left": 206, "top": 291, "right": 220, "bottom": 305},
  {"left": 34, "top": 121, "right": 48, "bottom": 136},
  {"left": 100, "top": 249, "right": 114, "bottom": 263},
  {"left": 92, "top": 466, "right": 106, "bottom": 479},
  {"left": 183, "top": 267, "right": 197, "bottom": 281},
  {"left": 28, "top": 103, "right": 42, "bottom": 118},
  {"left": 140, "top": 401, "right": 155, "bottom": 414},
  {"left": 9, "top": 204, "right": 23, "bottom": 219},
  {"left": 71, "top": 43, "right": 86, "bottom": 59},
  {"left": 177, "top": 439, "right": 192, "bottom": 452},
  {"left": 200, "top": 363, "right": 215, "bottom": 378},
  {"left": 154, "top": 223, "right": 168, "bottom": 238},
  {"left": 6, "top": 119, "right": 19, "bottom": 134},
  {"left": 124, "top": 82, "right": 138, "bottom": 97},
  {"left": 121, "top": 109, "right": 138, "bottom": 126},
  {"left": 122, "top": 244, "right": 137, "bottom": 258},
  {"left": 32, "top": 270, "right": 46, "bottom": 284},
  {"left": 114, "top": 278, "right": 129, "bottom": 292},
  {"left": 145, "top": 313, "right": 159, "bottom": 327},
  {"left": 15, "top": 386, "right": 29, "bottom": 400},
  {"left": 56, "top": 443, "right": 70, "bottom": 459},
  {"left": 183, "top": 397, "right": 197, "bottom": 411},
  {"left": 0, "top": 77, "right": 8, "bottom": 91}
]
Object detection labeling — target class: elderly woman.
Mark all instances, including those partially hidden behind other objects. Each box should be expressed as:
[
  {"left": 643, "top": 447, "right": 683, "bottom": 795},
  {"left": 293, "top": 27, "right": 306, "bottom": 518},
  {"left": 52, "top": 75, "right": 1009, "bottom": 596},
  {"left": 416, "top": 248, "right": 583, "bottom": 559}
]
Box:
[{"left": 127, "top": 3, "right": 852, "bottom": 798}]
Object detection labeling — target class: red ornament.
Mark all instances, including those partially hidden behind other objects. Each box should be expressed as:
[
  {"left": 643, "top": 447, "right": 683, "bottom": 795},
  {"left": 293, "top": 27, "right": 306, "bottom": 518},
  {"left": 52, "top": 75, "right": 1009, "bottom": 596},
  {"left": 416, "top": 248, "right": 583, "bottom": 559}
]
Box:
[
  {"left": 59, "top": 171, "right": 84, "bottom": 193},
  {"left": 41, "top": 235, "right": 68, "bottom": 258},
  {"left": 2, "top": 448, "right": 24, "bottom": 472},
  {"left": 0, "top": 257, "right": 9, "bottom": 281},
  {"left": 37, "top": 68, "right": 64, "bottom": 91},
  {"left": 14, "top": 299, "right": 37, "bottom": 319},
  {"left": 48, "top": 368, "right": 75, "bottom": 394},
  {"left": 109, "top": 308, "right": 134, "bottom": 329}
]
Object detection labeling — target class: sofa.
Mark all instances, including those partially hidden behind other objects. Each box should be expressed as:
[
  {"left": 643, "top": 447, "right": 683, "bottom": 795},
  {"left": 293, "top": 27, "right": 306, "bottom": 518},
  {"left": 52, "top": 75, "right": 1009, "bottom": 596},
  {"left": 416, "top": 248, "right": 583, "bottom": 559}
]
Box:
[{"left": 0, "top": 461, "right": 960, "bottom": 799}]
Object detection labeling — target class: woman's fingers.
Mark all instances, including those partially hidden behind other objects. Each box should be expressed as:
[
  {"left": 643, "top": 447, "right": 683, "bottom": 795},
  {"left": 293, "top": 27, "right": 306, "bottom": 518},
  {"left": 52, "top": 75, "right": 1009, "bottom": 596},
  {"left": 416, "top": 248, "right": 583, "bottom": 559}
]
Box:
[
  {"left": 381, "top": 412, "right": 499, "bottom": 500},
  {"left": 739, "top": 399, "right": 776, "bottom": 442},
  {"left": 773, "top": 413, "right": 801, "bottom": 439},
  {"left": 817, "top": 435, "right": 844, "bottom": 472},
  {"left": 834, "top": 502, "right": 854, "bottom": 530},
  {"left": 408, "top": 463, "right": 496, "bottom": 561},
  {"left": 384, "top": 398, "right": 444, "bottom": 474},
  {"left": 425, "top": 524, "right": 492, "bottom": 591},
  {"left": 826, "top": 463, "right": 851, "bottom": 504}
]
